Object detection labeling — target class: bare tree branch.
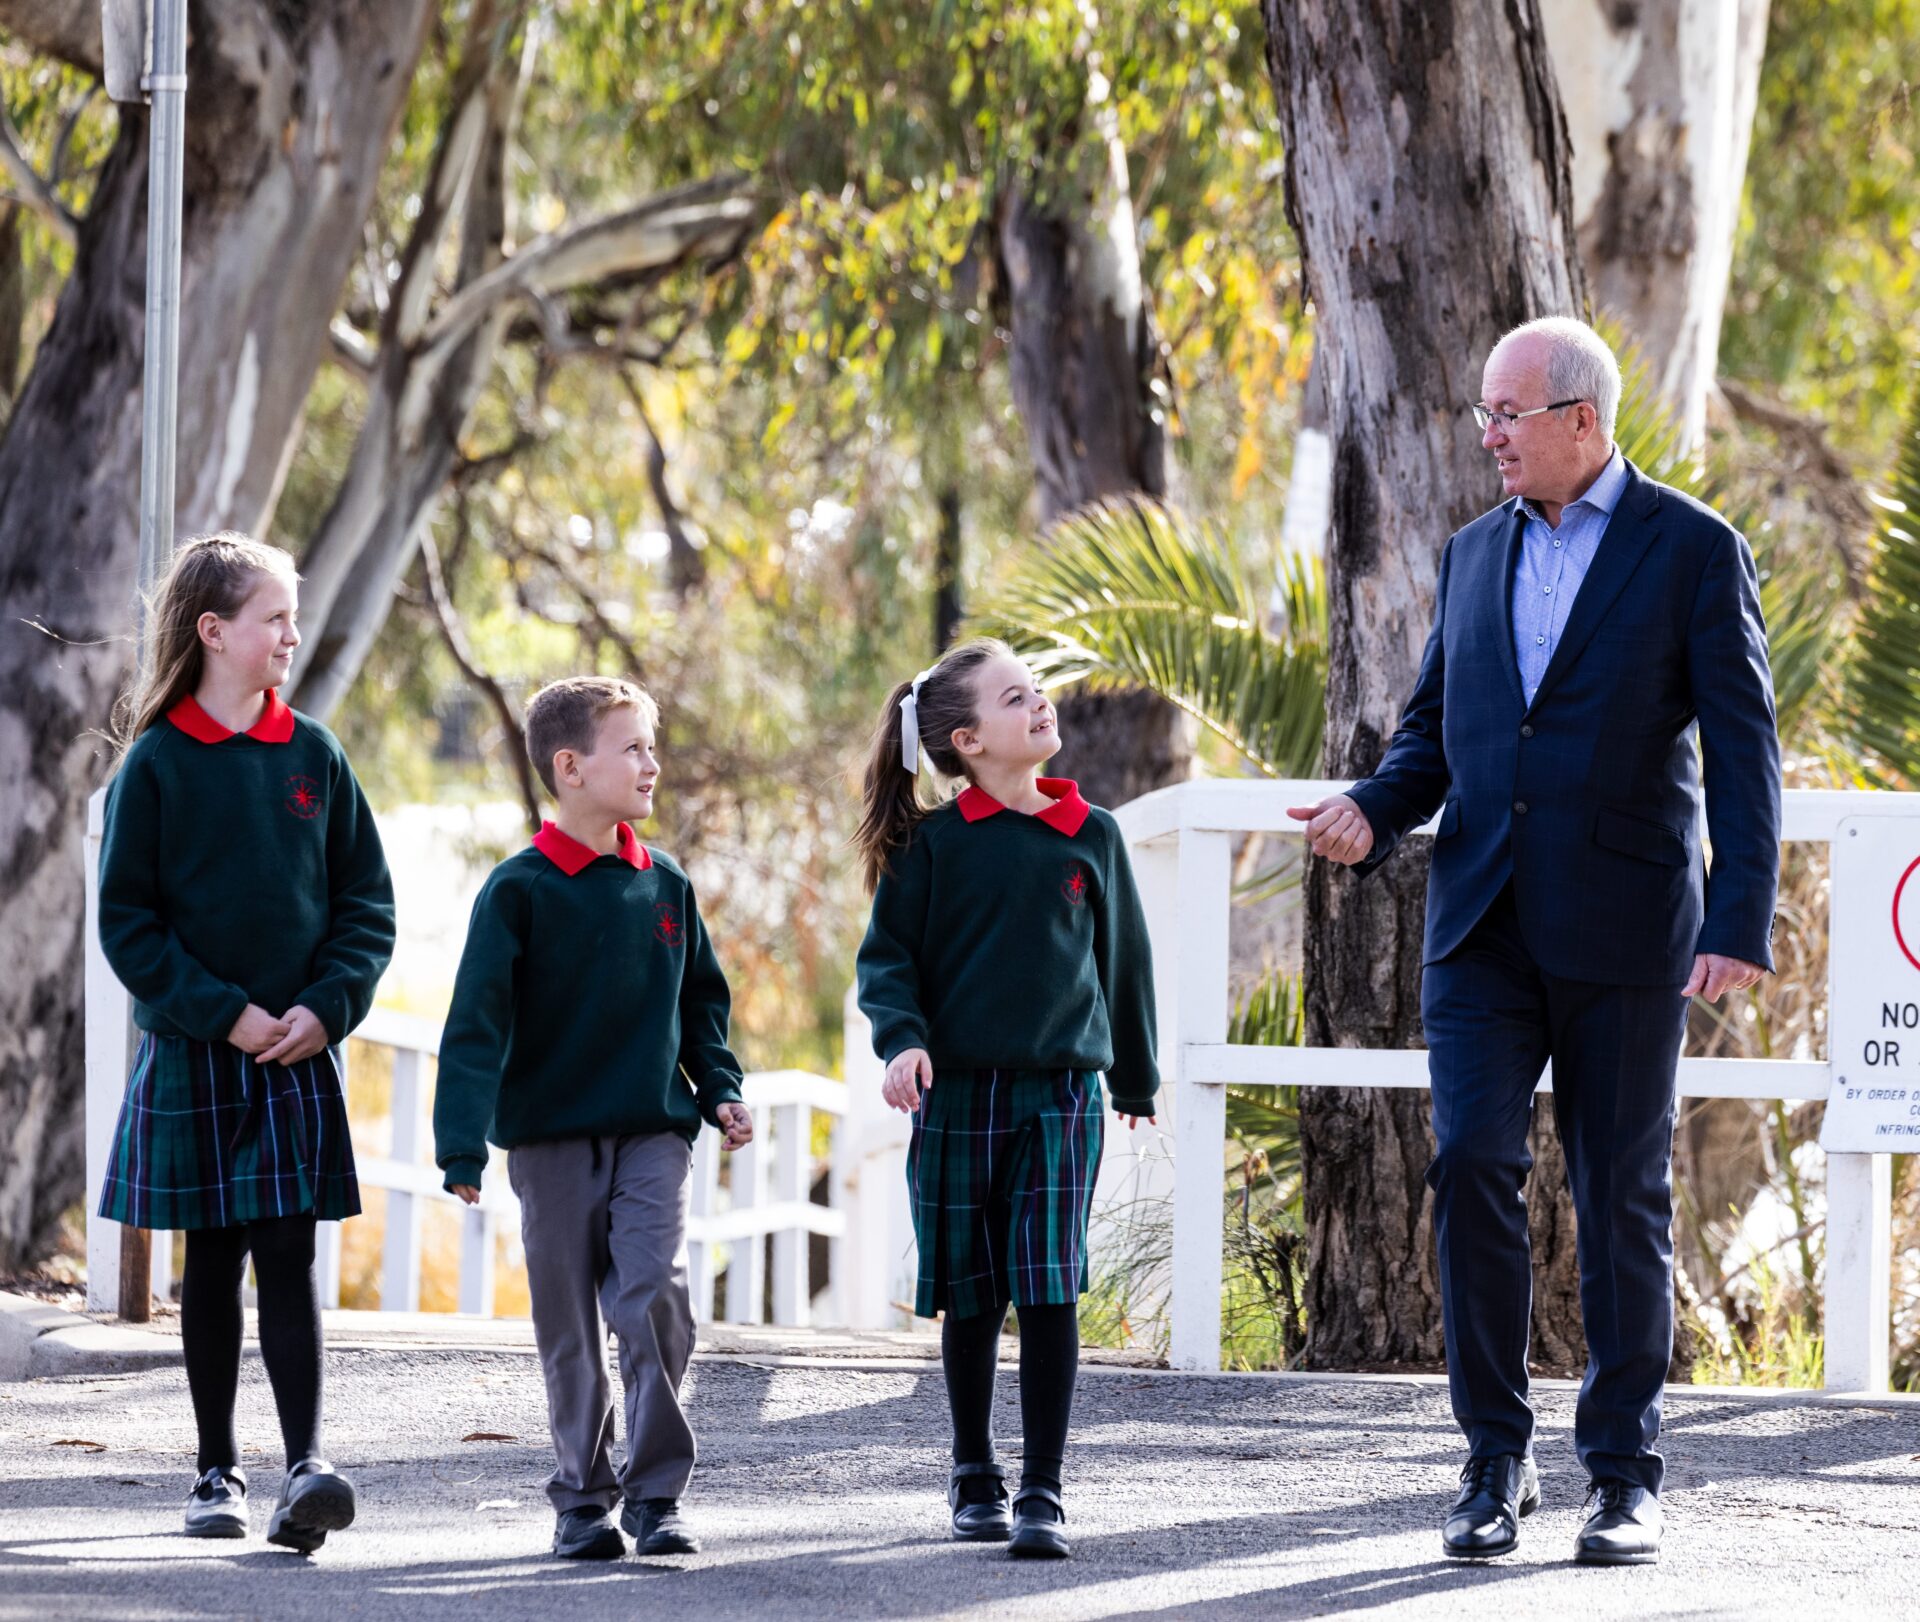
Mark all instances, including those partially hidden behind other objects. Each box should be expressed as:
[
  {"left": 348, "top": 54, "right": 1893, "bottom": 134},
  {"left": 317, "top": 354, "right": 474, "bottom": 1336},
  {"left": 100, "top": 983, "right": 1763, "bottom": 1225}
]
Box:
[
  {"left": 418, "top": 513, "right": 542, "bottom": 835},
  {"left": 619, "top": 368, "right": 706, "bottom": 598},
  {"left": 328, "top": 316, "right": 378, "bottom": 378},
  {"left": 0, "top": 100, "right": 76, "bottom": 246}
]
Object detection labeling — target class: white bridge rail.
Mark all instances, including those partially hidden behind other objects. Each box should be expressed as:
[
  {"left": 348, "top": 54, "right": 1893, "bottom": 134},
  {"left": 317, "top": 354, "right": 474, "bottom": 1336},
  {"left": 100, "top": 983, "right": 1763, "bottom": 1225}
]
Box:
[
  {"left": 82, "top": 793, "right": 845, "bottom": 1326},
  {"left": 1114, "top": 779, "right": 1911, "bottom": 1389}
]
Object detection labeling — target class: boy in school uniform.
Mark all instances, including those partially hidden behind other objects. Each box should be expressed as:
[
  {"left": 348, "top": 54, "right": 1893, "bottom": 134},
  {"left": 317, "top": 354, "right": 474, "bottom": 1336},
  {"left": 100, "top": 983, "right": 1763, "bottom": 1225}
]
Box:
[{"left": 434, "top": 676, "right": 752, "bottom": 1560}]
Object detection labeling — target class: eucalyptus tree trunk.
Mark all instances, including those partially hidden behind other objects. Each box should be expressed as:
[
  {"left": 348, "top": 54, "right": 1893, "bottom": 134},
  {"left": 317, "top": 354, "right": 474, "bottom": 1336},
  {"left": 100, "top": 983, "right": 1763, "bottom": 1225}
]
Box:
[
  {"left": 0, "top": 1, "right": 435, "bottom": 1268},
  {"left": 1263, "top": 0, "right": 1592, "bottom": 1372},
  {"left": 1541, "top": 0, "right": 1771, "bottom": 447},
  {"left": 994, "top": 121, "right": 1191, "bottom": 809}
]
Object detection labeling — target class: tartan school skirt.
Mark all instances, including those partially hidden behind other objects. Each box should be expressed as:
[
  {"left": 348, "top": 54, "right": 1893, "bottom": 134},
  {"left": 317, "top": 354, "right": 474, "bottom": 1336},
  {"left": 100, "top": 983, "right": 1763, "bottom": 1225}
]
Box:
[
  {"left": 97, "top": 1034, "right": 361, "bottom": 1230},
  {"left": 907, "top": 1067, "right": 1104, "bottom": 1321}
]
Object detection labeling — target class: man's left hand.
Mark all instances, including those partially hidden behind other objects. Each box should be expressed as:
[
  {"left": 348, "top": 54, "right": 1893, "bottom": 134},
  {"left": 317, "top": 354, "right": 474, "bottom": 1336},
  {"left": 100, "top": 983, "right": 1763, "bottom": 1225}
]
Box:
[{"left": 1682, "top": 954, "right": 1766, "bottom": 1002}]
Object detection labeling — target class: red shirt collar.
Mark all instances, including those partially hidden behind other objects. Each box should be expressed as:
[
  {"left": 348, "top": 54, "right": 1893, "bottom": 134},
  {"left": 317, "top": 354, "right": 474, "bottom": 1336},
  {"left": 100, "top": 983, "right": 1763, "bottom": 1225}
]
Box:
[
  {"left": 954, "top": 776, "right": 1091, "bottom": 837},
  {"left": 165, "top": 690, "right": 296, "bottom": 745},
  {"left": 531, "top": 819, "right": 653, "bottom": 875}
]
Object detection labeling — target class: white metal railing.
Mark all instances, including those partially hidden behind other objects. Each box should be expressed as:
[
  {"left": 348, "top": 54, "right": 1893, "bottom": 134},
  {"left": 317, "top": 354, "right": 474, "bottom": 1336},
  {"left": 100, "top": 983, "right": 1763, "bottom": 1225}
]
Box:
[
  {"left": 1114, "top": 778, "right": 1909, "bottom": 1388},
  {"left": 82, "top": 789, "right": 845, "bottom": 1325}
]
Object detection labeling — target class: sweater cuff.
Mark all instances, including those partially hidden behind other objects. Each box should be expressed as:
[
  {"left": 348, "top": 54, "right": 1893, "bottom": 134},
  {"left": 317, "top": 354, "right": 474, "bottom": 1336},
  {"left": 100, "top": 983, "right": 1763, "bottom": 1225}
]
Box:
[
  {"left": 441, "top": 1156, "right": 486, "bottom": 1192},
  {"left": 878, "top": 1034, "right": 930, "bottom": 1066},
  {"left": 696, "top": 1072, "right": 745, "bottom": 1127}
]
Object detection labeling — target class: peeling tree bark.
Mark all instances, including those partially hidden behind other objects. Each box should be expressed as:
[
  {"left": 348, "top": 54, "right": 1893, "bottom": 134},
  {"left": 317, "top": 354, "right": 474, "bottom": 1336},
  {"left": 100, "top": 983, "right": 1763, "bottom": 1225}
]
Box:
[
  {"left": 1263, "top": 0, "right": 1592, "bottom": 1371},
  {"left": 993, "top": 121, "right": 1192, "bottom": 809},
  {"left": 1541, "top": 0, "right": 1770, "bottom": 446},
  {"left": 0, "top": 0, "right": 436, "bottom": 1269}
]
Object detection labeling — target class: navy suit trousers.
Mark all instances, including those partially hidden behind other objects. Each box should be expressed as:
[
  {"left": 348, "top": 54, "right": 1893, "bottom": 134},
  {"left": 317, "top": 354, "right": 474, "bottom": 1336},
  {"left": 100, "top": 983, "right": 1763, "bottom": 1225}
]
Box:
[{"left": 1422, "top": 883, "right": 1688, "bottom": 1491}]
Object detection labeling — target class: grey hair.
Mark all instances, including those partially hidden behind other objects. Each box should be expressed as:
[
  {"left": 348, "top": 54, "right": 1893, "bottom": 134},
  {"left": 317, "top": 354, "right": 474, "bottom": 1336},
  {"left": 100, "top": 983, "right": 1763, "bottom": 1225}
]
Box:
[{"left": 1495, "top": 317, "right": 1621, "bottom": 438}]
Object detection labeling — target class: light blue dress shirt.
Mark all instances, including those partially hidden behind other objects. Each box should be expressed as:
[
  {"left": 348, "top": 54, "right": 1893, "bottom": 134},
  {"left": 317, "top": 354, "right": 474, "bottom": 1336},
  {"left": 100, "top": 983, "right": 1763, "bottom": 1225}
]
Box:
[{"left": 1511, "top": 447, "right": 1629, "bottom": 705}]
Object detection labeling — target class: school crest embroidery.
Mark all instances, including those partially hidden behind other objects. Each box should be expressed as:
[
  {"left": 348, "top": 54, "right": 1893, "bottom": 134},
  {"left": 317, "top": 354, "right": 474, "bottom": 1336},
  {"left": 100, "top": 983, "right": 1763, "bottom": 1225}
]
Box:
[
  {"left": 1061, "top": 862, "right": 1089, "bottom": 907},
  {"left": 284, "top": 775, "right": 324, "bottom": 820},
  {"left": 653, "top": 903, "right": 685, "bottom": 946}
]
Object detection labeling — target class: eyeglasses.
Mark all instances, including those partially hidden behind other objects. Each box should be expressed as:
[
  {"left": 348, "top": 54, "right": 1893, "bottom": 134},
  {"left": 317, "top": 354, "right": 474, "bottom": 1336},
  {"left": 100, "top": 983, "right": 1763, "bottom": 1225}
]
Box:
[{"left": 1472, "top": 399, "right": 1584, "bottom": 431}]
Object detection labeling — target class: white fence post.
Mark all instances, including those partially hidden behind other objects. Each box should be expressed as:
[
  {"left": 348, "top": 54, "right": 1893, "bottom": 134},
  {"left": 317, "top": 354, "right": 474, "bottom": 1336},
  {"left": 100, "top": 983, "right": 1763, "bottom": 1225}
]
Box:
[
  {"left": 381, "top": 1047, "right": 426, "bottom": 1312},
  {"left": 1169, "top": 827, "right": 1232, "bottom": 1372},
  {"left": 84, "top": 788, "right": 131, "bottom": 1313},
  {"left": 317, "top": 1220, "right": 344, "bottom": 1310},
  {"left": 688, "top": 1132, "right": 719, "bottom": 1323},
  {"left": 1823, "top": 1151, "right": 1891, "bottom": 1391},
  {"left": 835, "top": 989, "right": 917, "bottom": 1330},
  {"left": 770, "top": 1102, "right": 809, "bottom": 1326},
  {"left": 725, "top": 1132, "right": 769, "bottom": 1323},
  {"left": 458, "top": 1202, "right": 498, "bottom": 1317}
]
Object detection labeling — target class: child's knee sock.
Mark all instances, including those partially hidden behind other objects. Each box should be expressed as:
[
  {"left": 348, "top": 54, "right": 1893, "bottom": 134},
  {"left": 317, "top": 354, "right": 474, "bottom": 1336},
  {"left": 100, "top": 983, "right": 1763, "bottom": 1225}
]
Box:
[
  {"left": 181, "top": 1227, "right": 250, "bottom": 1475},
  {"left": 942, "top": 1304, "right": 1009, "bottom": 1492},
  {"left": 247, "top": 1215, "right": 323, "bottom": 1467},
  {"left": 1014, "top": 1301, "right": 1080, "bottom": 1498}
]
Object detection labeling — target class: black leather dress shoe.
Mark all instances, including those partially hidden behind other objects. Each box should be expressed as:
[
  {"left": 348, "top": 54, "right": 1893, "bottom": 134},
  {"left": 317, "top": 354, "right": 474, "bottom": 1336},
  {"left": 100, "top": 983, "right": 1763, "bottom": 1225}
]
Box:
[
  {"left": 1574, "top": 1482, "right": 1661, "bottom": 1565},
  {"left": 621, "top": 1497, "right": 699, "bottom": 1555},
  {"left": 1008, "top": 1485, "right": 1070, "bottom": 1560},
  {"left": 1441, "top": 1453, "right": 1540, "bottom": 1559},
  {"left": 948, "top": 1461, "right": 1012, "bottom": 1542},
  {"left": 553, "top": 1505, "right": 625, "bottom": 1560}
]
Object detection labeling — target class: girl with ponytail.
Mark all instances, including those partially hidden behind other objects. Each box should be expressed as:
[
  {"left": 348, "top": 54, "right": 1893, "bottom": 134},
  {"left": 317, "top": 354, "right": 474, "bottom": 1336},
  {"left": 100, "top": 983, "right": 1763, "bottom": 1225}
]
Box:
[{"left": 853, "top": 637, "right": 1160, "bottom": 1560}]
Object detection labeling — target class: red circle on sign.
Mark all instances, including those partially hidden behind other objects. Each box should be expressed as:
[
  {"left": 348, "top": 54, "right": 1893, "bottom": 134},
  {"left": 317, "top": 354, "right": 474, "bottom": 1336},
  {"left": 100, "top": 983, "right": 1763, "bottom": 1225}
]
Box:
[{"left": 1893, "top": 855, "right": 1920, "bottom": 973}]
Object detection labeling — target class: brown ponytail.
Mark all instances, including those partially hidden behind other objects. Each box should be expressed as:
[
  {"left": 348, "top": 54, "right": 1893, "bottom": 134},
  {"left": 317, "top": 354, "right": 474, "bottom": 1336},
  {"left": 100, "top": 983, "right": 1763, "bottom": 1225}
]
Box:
[{"left": 853, "top": 637, "right": 1013, "bottom": 892}]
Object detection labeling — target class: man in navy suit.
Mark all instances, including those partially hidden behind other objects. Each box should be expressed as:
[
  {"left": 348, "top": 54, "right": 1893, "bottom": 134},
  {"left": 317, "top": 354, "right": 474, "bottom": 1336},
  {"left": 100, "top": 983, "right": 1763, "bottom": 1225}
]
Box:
[{"left": 1289, "top": 318, "right": 1780, "bottom": 1567}]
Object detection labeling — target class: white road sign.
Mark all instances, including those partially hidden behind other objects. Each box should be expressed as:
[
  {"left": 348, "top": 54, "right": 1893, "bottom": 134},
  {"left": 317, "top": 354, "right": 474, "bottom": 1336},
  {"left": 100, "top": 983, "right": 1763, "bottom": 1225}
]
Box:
[{"left": 1823, "top": 815, "right": 1920, "bottom": 1152}]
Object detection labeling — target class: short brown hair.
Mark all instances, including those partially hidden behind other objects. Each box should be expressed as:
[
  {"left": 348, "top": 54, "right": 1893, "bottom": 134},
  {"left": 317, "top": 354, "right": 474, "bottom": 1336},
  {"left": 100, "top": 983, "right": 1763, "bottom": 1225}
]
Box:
[{"left": 524, "top": 676, "right": 659, "bottom": 797}]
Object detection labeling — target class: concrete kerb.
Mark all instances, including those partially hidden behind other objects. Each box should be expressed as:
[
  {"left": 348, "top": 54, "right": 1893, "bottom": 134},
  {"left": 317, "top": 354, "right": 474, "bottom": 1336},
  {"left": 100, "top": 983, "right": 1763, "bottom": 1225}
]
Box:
[
  {"left": 0, "top": 1290, "right": 185, "bottom": 1380},
  {"left": 7, "top": 1290, "right": 1918, "bottom": 1416}
]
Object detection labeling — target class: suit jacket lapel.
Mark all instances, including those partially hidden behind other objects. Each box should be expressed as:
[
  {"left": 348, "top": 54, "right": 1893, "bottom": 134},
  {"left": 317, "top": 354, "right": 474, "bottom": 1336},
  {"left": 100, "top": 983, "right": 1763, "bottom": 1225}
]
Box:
[
  {"left": 1524, "top": 461, "right": 1663, "bottom": 715},
  {"left": 1494, "top": 504, "right": 1527, "bottom": 711}
]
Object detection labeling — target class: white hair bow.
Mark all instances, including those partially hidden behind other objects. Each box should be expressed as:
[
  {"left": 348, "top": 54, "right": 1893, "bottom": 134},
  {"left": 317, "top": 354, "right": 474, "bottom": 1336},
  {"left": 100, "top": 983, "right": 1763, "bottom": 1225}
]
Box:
[{"left": 899, "top": 667, "right": 937, "bottom": 773}]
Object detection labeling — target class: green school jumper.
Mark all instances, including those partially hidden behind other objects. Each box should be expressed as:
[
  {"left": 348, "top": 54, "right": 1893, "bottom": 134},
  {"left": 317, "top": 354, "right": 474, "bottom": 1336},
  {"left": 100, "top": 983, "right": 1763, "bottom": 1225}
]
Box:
[
  {"left": 855, "top": 776, "right": 1159, "bottom": 1315},
  {"left": 96, "top": 690, "right": 395, "bottom": 1228},
  {"left": 432, "top": 820, "right": 745, "bottom": 1192}
]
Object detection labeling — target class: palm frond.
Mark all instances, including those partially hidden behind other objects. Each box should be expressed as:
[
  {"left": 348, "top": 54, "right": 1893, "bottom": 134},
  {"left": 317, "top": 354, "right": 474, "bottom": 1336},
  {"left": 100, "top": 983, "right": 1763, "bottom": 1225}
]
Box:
[
  {"left": 975, "top": 498, "right": 1328, "bottom": 778},
  {"left": 1838, "top": 379, "right": 1920, "bottom": 783}
]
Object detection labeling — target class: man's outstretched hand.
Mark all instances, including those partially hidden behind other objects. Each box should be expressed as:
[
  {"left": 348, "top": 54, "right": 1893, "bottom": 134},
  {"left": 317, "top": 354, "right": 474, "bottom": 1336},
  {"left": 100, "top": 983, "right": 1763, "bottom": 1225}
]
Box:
[
  {"left": 1287, "top": 794, "right": 1375, "bottom": 866},
  {"left": 1683, "top": 953, "right": 1766, "bottom": 1002}
]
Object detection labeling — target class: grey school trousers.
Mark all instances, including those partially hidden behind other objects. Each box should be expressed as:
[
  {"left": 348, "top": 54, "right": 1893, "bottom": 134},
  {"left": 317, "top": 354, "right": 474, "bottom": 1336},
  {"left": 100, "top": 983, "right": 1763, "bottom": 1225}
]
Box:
[{"left": 507, "top": 1132, "right": 697, "bottom": 1511}]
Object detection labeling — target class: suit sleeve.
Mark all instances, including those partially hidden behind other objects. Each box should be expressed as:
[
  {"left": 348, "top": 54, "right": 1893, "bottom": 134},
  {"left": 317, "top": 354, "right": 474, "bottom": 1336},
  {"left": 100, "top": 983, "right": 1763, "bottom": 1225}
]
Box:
[
  {"left": 854, "top": 830, "right": 933, "bottom": 1064},
  {"left": 96, "top": 750, "right": 250, "bottom": 1041},
  {"left": 675, "top": 876, "right": 746, "bottom": 1127},
  {"left": 1346, "top": 536, "right": 1456, "bottom": 875},
  {"left": 1687, "top": 525, "right": 1782, "bottom": 969},
  {"left": 433, "top": 875, "right": 526, "bottom": 1192},
  {"left": 295, "top": 748, "right": 396, "bottom": 1042},
  {"left": 1095, "top": 818, "right": 1160, "bottom": 1112}
]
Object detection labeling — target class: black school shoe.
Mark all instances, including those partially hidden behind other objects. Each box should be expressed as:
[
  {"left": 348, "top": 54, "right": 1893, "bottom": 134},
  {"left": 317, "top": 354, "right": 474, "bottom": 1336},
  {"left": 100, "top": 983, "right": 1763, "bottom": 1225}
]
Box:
[
  {"left": 1008, "top": 1485, "right": 1070, "bottom": 1560},
  {"left": 553, "top": 1505, "right": 626, "bottom": 1560},
  {"left": 265, "top": 1458, "right": 356, "bottom": 1553},
  {"left": 620, "top": 1497, "right": 699, "bottom": 1555},
  {"left": 1574, "top": 1482, "right": 1662, "bottom": 1566},
  {"left": 1441, "top": 1453, "right": 1540, "bottom": 1559},
  {"left": 182, "top": 1465, "right": 248, "bottom": 1539},
  {"left": 948, "top": 1461, "right": 1012, "bottom": 1542}
]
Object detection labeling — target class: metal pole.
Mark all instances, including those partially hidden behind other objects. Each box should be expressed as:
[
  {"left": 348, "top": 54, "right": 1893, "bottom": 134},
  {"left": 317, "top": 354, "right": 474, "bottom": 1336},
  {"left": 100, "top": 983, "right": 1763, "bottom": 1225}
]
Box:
[
  {"left": 119, "top": 0, "right": 189, "bottom": 1324},
  {"left": 135, "top": 0, "right": 188, "bottom": 607}
]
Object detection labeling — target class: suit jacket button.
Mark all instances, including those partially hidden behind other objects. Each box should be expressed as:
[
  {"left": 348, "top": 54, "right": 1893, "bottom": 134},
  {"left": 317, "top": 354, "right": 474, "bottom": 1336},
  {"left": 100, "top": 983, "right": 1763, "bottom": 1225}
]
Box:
[
  {"left": 1514, "top": 801, "right": 1529, "bottom": 815},
  {"left": 1520, "top": 724, "right": 1534, "bottom": 738}
]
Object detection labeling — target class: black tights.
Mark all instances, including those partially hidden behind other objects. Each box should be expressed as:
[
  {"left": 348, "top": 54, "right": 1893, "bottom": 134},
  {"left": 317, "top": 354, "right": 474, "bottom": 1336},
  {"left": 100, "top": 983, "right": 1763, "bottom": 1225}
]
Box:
[
  {"left": 942, "top": 1300, "right": 1080, "bottom": 1498},
  {"left": 180, "top": 1215, "right": 322, "bottom": 1475}
]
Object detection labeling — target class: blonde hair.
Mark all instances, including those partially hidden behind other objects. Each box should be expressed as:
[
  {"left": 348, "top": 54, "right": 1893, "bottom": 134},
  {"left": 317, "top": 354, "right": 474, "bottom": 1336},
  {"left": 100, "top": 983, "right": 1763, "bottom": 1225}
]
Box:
[
  {"left": 523, "top": 676, "right": 659, "bottom": 797},
  {"left": 117, "top": 532, "right": 300, "bottom": 749},
  {"left": 852, "top": 637, "right": 1014, "bottom": 893}
]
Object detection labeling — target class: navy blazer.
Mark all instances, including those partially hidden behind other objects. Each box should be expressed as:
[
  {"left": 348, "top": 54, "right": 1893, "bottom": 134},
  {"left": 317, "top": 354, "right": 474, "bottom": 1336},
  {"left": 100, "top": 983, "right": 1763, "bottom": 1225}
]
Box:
[{"left": 1345, "top": 459, "right": 1781, "bottom": 986}]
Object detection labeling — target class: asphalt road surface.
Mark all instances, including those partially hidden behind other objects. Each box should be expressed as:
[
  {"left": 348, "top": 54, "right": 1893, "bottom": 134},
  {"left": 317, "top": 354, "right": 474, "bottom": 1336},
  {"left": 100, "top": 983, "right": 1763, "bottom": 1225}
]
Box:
[{"left": 4, "top": 1347, "right": 1918, "bottom": 1619}]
